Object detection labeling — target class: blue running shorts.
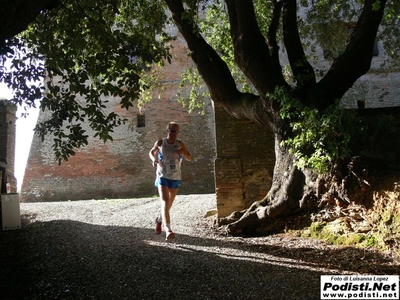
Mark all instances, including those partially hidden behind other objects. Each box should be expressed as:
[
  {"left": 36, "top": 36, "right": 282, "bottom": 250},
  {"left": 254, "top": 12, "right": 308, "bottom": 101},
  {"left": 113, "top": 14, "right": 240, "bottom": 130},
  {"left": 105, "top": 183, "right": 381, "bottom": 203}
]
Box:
[{"left": 155, "top": 177, "right": 181, "bottom": 189}]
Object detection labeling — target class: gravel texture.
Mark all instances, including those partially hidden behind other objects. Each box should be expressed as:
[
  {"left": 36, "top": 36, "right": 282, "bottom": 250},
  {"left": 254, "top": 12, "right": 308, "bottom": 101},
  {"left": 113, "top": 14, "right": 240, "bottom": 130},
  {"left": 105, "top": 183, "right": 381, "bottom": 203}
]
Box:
[{"left": 0, "top": 194, "right": 399, "bottom": 300}]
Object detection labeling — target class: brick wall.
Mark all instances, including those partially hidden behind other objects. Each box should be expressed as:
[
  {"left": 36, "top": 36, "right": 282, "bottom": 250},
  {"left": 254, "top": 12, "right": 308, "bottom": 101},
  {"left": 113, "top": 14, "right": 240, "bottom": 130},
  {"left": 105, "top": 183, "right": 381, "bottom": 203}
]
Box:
[
  {"left": 20, "top": 39, "right": 217, "bottom": 202},
  {"left": 214, "top": 103, "right": 275, "bottom": 218},
  {"left": 14, "top": 33, "right": 400, "bottom": 220}
]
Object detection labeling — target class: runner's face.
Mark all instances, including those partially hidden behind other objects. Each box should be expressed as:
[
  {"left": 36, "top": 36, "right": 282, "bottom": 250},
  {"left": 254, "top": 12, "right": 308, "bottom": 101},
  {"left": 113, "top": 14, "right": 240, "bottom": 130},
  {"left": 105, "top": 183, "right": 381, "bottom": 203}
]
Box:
[{"left": 167, "top": 125, "right": 179, "bottom": 140}]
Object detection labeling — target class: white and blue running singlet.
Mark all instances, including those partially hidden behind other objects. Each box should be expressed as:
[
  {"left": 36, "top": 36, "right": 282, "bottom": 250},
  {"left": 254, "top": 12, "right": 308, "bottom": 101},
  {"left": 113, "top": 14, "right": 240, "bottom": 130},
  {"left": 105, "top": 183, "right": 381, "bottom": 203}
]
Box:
[{"left": 156, "top": 138, "right": 183, "bottom": 180}]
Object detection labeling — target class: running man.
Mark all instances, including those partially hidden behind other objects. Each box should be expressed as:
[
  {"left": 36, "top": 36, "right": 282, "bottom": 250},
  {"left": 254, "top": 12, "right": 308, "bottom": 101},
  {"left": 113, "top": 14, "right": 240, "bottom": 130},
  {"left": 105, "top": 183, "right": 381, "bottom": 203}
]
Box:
[{"left": 149, "top": 122, "right": 193, "bottom": 240}]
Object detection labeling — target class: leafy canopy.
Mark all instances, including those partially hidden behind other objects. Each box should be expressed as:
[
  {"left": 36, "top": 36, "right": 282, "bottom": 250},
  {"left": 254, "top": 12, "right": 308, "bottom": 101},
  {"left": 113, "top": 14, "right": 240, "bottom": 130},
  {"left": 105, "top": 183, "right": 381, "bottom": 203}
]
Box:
[
  {"left": 1, "top": 0, "right": 172, "bottom": 163},
  {"left": 181, "top": 0, "right": 400, "bottom": 172},
  {"left": 1, "top": 0, "right": 400, "bottom": 168}
]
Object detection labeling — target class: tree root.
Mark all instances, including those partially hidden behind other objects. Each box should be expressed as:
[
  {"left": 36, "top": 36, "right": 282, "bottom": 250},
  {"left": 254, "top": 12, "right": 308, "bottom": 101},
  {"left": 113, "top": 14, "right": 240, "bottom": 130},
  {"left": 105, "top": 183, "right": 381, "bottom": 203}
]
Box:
[
  {"left": 222, "top": 199, "right": 290, "bottom": 235},
  {"left": 218, "top": 156, "right": 380, "bottom": 236}
]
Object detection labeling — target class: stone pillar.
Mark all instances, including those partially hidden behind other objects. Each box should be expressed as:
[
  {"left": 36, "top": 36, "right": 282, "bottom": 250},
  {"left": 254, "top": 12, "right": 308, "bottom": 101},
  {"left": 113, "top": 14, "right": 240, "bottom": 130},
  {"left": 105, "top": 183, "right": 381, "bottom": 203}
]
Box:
[
  {"left": 0, "top": 100, "right": 17, "bottom": 193},
  {"left": 213, "top": 102, "right": 275, "bottom": 218}
]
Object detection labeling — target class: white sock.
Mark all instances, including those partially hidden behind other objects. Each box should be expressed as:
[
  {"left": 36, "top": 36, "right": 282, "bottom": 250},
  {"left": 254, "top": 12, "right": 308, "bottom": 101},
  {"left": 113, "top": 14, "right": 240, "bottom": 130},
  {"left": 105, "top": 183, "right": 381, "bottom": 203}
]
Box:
[{"left": 165, "top": 223, "right": 172, "bottom": 232}]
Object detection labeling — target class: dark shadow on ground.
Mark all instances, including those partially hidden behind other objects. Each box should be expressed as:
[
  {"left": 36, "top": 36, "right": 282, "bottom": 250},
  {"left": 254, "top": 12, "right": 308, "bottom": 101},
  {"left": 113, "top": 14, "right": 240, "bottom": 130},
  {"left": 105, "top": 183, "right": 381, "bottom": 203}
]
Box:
[{"left": 0, "top": 214, "right": 398, "bottom": 300}]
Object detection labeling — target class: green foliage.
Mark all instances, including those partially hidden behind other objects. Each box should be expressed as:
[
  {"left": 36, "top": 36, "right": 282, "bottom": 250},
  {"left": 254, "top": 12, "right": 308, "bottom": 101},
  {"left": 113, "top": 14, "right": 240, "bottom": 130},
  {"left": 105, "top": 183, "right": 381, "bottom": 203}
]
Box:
[
  {"left": 379, "top": 1, "right": 400, "bottom": 68},
  {"left": 177, "top": 66, "right": 208, "bottom": 114},
  {"left": 0, "top": 39, "right": 44, "bottom": 109},
  {"left": 300, "top": 1, "right": 360, "bottom": 62},
  {"left": 199, "top": 0, "right": 273, "bottom": 94},
  {"left": 302, "top": 191, "right": 400, "bottom": 256},
  {"left": 178, "top": 0, "right": 264, "bottom": 112},
  {"left": 1, "top": 0, "right": 400, "bottom": 164},
  {"left": 308, "top": 222, "right": 325, "bottom": 237},
  {"left": 178, "top": 1, "right": 239, "bottom": 112},
  {"left": 365, "top": 236, "right": 379, "bottom": 247},
  {"left": 301, "top": 0, "right": 400, "bottom": 67},
  {"left": 305, "top": 222, "right": 376, "bottom": 247},
  {"left": 1, "top": 0, "right": 172, "bottom": 164},
  {"left": 368, "top": 191, "right": 400, "bottom": 253},
  {"left": 276, "top": 88, "right": 353, "bottom": 173}
]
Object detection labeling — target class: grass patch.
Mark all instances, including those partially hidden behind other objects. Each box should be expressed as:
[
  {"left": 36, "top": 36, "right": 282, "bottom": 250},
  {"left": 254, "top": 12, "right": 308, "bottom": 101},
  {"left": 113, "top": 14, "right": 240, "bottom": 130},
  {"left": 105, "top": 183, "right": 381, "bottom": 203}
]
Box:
[
  {"left": 367, "top": 190, "right": 400, "bottom": 254},
  {"left": 302, "top": 222, "right": 380, "bottom": 248},
  {"left": 300, "top": 189, "right": 400, "bottom": 258}
]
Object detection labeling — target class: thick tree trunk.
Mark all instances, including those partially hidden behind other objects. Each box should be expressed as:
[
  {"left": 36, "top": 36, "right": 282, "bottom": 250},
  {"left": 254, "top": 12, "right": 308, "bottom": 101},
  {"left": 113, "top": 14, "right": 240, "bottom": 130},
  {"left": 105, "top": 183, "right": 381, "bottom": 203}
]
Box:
[
  {"left": 222, "top": 135, "right": 319, "bottom": 234},
  {"left": 220, "top": 129, "right": 386, "bottom": 235}
]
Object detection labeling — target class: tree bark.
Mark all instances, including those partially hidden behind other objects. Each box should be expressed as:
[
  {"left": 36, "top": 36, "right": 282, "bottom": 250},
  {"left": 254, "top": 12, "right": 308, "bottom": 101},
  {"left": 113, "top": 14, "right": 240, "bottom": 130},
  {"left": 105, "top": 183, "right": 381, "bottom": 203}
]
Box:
[{"left": 223, "top": 135, "right": 318, "bottom": 234}]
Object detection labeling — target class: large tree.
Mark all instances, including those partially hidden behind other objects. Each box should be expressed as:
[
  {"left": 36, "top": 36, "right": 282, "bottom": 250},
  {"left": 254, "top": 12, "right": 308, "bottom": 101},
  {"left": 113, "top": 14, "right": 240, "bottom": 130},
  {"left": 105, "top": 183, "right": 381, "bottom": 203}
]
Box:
[{"left": 1, "top": 0, "right": 400, "bottom": 234}]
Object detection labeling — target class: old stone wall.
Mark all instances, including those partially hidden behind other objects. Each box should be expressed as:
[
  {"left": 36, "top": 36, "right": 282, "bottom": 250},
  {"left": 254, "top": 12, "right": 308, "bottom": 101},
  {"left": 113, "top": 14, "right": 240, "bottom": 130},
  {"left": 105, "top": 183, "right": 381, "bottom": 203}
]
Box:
[
  {"left": 214, "top": 103, "right": 275, "bottom": 218},
  {"left": 315, "top": 41, "right": 400, "bottom": 109},
  {"left": 20, "top": 38, "right": 216, "bottom": 202}
]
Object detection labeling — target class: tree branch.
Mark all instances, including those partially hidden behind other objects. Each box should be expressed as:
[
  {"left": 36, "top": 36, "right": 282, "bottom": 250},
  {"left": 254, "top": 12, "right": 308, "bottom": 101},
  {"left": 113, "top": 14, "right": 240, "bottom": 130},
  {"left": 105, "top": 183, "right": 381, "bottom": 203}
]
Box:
[
  {"left": 309, "top": 0, "right": 387, "bottom": 109},
  {"left": 267, "top": 0, "right": 283, "bottom": 75},
  {"left": 282, "top": 0, "right": 316, "bottom": 95},
  {"left": 225, "top": 0, "right": 288, "bottom": 95},
  {"left": 165, "top": 0, "right": 269, "bottom": 122}
]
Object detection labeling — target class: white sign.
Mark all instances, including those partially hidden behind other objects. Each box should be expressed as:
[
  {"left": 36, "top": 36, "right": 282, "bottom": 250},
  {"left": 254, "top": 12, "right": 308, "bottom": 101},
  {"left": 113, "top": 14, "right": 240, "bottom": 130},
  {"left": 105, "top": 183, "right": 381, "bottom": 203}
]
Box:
[{"left": 321, "top": 275, "right": 399, "bottom": 299}]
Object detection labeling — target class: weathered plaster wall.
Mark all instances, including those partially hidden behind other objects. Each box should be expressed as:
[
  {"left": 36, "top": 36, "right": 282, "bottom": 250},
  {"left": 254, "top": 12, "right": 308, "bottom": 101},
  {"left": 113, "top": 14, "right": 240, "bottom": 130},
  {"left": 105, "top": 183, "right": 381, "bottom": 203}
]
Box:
[{"left": 314, "top": 41, "right": 400, "bottom": 109}]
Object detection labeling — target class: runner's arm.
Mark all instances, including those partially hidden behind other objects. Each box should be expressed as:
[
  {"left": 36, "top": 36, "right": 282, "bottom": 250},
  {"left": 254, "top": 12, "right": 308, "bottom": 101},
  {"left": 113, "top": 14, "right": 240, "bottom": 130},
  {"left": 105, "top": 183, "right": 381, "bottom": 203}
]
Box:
[
  {"left": 149, "top": 140, "right": 162, "bottom": 167},
  {"left": 178, "top": 141, "right": 193, "bottom": 162}
]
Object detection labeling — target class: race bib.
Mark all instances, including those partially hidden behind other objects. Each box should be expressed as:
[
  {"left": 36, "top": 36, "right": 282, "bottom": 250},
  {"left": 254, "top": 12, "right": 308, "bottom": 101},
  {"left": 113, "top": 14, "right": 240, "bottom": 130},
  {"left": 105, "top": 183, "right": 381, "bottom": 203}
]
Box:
[{"left": 165, "top": 159, "right": 179, "bottom": 176}]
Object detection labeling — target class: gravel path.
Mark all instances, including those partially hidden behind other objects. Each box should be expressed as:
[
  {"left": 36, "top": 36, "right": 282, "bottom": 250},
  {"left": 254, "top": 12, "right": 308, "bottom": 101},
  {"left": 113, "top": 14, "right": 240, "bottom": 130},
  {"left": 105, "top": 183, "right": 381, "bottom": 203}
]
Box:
[{"left": 0, "top": 194, "right": 398, "bottom": 300}]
